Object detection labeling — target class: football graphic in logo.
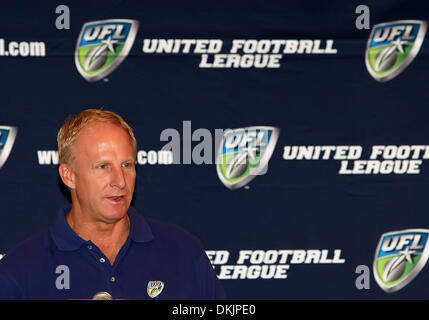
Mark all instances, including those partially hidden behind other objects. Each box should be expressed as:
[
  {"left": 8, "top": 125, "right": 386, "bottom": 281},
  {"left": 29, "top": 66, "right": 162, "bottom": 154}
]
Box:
[
  {"left": 373, "top": 229, "right": 429, "bottom": 293},
  {"left": 216, "top": 126, "right": 279, "bottom": 189},
  {"left": 365, "top": 20, "right": 427, "bottom": 82},
  {"left": 75, "top": 19, "right": 139, "bottom": 82}
]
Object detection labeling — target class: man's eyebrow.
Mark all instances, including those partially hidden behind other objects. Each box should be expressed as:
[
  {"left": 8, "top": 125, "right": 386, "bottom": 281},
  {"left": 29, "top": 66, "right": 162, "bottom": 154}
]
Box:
[
  {"left": 93, "top": 160, "right": 112, "bottom": 166},
  {"left": 94, "top": 159, "right": 111, "bottom": 163}
]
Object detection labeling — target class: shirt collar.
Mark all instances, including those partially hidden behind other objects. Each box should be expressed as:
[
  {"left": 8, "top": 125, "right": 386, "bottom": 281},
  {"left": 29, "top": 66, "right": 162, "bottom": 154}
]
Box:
[
  {"left": 50, "top": 204, "right": 154, "bottom": 251},
  {"left": 128, "top": 206, "right": 155, "bottom": 243}
]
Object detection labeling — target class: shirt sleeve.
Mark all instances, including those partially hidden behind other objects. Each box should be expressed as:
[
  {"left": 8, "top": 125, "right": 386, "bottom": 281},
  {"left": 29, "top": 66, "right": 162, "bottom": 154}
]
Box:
[
  {"left": 198, "top": 251, "right": 227, "bottom": 300},
  {"left": 0, "top": 273, "right": 24, "bottom": 300}
]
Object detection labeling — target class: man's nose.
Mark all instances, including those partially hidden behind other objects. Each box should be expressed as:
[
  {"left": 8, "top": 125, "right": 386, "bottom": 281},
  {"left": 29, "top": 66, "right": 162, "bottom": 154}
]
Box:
[{"left": 110, "top": 166, "right": 126, "bottom": 189}]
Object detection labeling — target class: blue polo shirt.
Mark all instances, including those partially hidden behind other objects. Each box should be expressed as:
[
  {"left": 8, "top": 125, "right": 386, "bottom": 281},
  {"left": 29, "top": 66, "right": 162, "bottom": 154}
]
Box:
[{"left": 0, "top": 205, "right": 226, "bottom": 300}]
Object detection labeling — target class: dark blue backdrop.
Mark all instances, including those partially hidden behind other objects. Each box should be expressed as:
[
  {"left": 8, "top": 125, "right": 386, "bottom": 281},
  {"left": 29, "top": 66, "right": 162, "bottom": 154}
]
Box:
[{"left": 1, "top": 0, "right": 429, "bottom": 299}]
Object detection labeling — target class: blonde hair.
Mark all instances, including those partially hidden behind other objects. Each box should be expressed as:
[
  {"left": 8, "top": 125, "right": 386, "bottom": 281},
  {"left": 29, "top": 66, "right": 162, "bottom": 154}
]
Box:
[{"left": 57, "top": 108, "right": 137, "bottom": 165}]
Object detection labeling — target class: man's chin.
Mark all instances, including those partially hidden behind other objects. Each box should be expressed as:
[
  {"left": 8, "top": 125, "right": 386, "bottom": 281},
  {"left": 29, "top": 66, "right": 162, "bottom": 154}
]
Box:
[{"left": 101, "top": 204, "right": 130, "bottom": 222}]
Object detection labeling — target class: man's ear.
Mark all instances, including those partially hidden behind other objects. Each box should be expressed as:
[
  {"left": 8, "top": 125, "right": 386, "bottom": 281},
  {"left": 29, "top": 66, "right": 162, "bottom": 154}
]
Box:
[{"left": 59, "top": 163, "right": 76, "bottom": 190}]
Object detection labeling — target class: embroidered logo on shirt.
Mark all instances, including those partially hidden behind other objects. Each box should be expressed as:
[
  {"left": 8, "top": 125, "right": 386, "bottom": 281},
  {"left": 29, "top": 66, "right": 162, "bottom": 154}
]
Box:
[{"left": 147, "top": 281, "right": 164, "bottom": 298}]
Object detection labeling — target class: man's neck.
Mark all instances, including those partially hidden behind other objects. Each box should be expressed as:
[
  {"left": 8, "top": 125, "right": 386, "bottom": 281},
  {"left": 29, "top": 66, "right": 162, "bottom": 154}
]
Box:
[{"left": 66, "top": 208, "right": 130, "bottom": 265}]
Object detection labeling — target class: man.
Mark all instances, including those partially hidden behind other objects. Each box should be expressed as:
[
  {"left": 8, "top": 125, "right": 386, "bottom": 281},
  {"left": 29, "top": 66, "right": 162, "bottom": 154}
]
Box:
[{"left": 0, "top": 109, "right": 225, "bottom": 299}]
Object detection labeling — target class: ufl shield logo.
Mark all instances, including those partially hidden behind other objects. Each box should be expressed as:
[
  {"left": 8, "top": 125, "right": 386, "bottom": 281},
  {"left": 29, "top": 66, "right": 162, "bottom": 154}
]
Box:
[
  {"left": 373, "top": 229, "right": 429, "bottom": 293},
  {"left": 216, "top": 126, "right": 279, "bottom": 190},
  {"left": 365, "top": 20, "right": 427, "bottom": 82},
  {"left": 0, "top": 126, "right": 18, "bottom": 169},
  {"left": 147, "top": 281, "right": 164, "bottom": 298},
  {"left": 75, "top": 19, "right": 139, "bottom": 82}
]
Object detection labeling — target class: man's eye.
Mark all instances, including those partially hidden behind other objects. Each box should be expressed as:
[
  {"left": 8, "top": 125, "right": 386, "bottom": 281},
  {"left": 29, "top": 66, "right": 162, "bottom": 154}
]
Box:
[
  {"left": 123, "top": 162, "right": 132, "bottom": 168},
  {"left": 99, "top": 164, "right": 107, "bottom": 169}
]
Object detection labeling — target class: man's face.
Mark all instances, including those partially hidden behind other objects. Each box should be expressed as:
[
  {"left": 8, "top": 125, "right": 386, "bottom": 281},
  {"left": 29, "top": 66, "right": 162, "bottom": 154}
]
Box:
[{"left": 69, "top": 122, "right": 136, "bottom": 223}]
